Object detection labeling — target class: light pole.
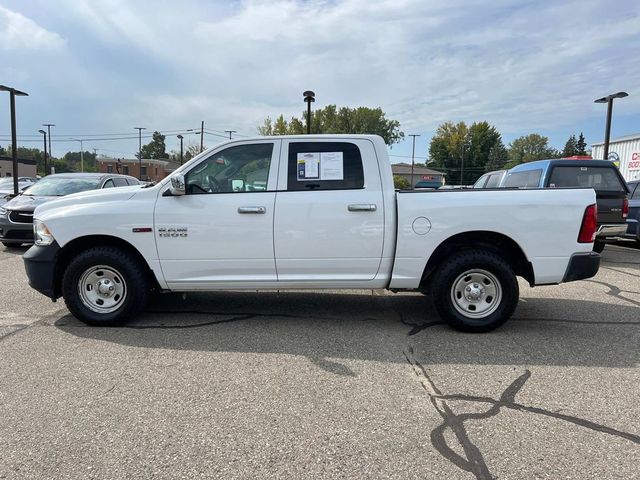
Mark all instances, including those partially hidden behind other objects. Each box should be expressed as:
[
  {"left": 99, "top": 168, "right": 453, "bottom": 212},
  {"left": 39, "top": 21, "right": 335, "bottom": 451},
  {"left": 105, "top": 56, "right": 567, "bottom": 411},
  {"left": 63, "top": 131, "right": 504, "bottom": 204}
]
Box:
[
  {"left": 177, "top": 134, "right": 184, "bottom": 165},
  {"left": 594, "top": 92, "right": 628, "bottom": 160},
  {"left": 69, "top": 137, "right": 84, "bottom": 172},
  {"left": 303, "top": 91, "right": 315, "bottom": 134},
  {"left": 460, "top": 142, "right": 466, "bottom": 185},
  {"left": 200, "top": 121, "right": 204, "bottom": 153},
  {"left": 408, "top": 134, "right": 420, "bottom": 189},
  {"left": 134, "top": 127, "right": 146, "bottom": 179},
  {"left": 42, "top": 123, "right": 55, "bottom": 166},
  {"left": 0, "top": 85, "right": 28, "bottom": 196},
  {"left": 224, "top": 130, "right": 236, "bottom": 140},
  {"left": 38, "top": 129, "right": 48, "bottom": 176}
]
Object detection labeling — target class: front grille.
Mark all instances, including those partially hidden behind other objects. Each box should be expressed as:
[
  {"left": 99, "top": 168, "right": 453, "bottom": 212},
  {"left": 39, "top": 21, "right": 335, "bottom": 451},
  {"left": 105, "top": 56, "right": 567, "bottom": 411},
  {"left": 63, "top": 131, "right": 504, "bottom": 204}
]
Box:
[
  {"left": 4, "top": 229, "right": 33, "bottom": 240},
  {"left": 8, "top": 210, "right": 34, "bottom": 224}
]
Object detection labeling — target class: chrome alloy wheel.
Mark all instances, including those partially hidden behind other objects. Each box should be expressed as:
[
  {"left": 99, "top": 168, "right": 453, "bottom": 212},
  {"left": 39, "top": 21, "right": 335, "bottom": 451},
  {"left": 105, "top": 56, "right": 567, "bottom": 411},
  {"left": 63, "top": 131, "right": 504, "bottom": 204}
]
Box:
[
  {"left": 450, "top": 269, "right": 502, "bottom": 319},
  {"left": 78, "top": 265, "right": 127, "bottom": 314}
]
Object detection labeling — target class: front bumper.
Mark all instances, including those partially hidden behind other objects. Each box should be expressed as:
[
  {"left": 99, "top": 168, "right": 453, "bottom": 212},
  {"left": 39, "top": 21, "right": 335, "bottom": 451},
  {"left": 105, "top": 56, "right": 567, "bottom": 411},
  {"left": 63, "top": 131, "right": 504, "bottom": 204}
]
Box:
[
  {"left": 23, "top": 241, "right": 61, "bottom": 300},
  {"left": 563, "top": 252, "right": 601, "bottom": 283},
  {"left": 0, "top": 214, "right": 34, "bottom": 245},
  {"left": 596, "top": 224, "right": 627, "bottom": 239}
]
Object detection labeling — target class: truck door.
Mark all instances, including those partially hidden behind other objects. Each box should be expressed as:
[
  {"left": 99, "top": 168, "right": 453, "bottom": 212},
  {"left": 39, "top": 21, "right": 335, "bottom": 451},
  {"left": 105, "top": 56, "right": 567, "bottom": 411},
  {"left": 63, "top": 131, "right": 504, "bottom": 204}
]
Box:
[
  {"left": 154, "top": 140, "right": 280, "bottom": 288},
  {"left": 273, "top": 139, "right": 384, "bottom": 282}
]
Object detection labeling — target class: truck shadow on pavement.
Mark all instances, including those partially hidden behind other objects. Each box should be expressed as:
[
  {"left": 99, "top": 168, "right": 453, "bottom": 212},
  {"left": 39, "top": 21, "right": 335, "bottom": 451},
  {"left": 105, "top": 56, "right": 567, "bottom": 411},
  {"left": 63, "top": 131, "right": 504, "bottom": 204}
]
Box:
[{"left": 54, "top": 289, "right": 640, "bottom": 370}]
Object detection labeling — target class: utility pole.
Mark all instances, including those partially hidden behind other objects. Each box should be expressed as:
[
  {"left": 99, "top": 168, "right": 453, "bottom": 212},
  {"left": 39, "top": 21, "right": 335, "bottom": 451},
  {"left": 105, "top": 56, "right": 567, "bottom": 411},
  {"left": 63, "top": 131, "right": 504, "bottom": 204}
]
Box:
[
  {"left": 1, "top": 85, "right": 29, "bottom": 195},
  {"left": 200, "top": 120, "right": 204, "bottom": 153},
  {"left": 134, "top": 127, "right": 146, "bottom": 179},
  {"left": 409, "top": 134, "right": 420, "bottom": 189},
  {"left": 42, "top": 123, "right": 55, "bottom": 172},
  {"left": 38, "top": 130, "right": 48, "bottom": 176},
  {"left": 303, "top": 91, "right": 315, "bottom": 134},
  {"left": 225, "top": 130, "right": 236, "bottom": 140}
]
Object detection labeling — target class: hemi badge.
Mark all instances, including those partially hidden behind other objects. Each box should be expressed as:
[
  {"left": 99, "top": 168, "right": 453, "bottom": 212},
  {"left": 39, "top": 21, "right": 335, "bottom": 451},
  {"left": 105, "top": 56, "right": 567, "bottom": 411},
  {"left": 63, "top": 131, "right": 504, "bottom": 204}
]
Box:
[{"left": 132, "top": 227, "right": 153, "bottom": 233}]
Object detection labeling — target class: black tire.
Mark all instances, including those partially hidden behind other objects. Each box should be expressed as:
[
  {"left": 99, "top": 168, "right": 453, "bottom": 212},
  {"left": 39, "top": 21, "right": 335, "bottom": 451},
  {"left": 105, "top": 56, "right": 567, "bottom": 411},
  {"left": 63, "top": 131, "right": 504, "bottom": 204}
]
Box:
[
  {"left": 431, "top": 249, "right": 519, "bottom": 333},
  {"left": 62, "top": 246, "right": 149, "bottom": 326},
  {"left": 593, "top": 240, "right": 606, "bottom": 253}
]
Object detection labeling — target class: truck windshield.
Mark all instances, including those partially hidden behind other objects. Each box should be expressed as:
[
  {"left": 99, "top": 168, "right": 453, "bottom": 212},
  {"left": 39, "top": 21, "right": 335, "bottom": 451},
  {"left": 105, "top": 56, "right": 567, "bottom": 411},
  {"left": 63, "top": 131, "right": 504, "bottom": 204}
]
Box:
[
  {"left": 22, "top": 177, "right": 101, "bottom": 196},
  {"left": 548, "top": 166, "right": 626, "bottom": 193}
]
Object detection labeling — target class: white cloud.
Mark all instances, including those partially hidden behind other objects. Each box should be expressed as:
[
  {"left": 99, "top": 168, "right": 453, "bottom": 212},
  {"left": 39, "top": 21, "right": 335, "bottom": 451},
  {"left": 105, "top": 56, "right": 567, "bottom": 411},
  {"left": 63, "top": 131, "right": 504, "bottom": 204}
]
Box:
[
  {"left": 1, "top": 0, "right": 639, "bottom": 155},
  {"left": 0, "top": 5, "right": 65, "bottom": 51}
]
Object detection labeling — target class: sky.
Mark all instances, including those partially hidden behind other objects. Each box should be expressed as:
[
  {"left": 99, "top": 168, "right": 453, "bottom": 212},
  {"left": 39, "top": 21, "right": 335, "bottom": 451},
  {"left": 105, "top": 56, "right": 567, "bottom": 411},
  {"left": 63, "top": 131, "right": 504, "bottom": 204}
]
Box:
[{"left": 0, "top": 0, "right": 639, "bottom": 163}]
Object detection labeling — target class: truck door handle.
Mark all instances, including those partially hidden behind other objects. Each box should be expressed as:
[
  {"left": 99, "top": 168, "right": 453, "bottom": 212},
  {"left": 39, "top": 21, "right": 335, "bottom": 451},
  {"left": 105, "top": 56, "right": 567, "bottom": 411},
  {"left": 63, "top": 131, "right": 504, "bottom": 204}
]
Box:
[
  {"left": 348, "top": 204, "right": 377, "bottom": 212},
  {"left": 238, "top": 206, "right": 266, "bottom": 214}
]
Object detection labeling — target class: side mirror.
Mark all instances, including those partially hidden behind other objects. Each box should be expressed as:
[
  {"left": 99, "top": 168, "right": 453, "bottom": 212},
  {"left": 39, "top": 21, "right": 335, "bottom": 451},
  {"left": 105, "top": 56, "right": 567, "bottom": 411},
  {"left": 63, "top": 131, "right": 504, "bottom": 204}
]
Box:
[{"left": 169, "top": 174, "right": 186, "bottom": 196}]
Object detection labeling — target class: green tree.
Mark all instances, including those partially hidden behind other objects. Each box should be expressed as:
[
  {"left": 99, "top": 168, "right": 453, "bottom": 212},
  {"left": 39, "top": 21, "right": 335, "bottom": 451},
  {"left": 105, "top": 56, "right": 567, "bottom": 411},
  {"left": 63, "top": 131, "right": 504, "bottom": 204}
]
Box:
[
  {"left": 62, "top": 151, "right": 98, "bottom": 172},
  {"left": 507, "top": 134, "right": 558, "bottom": 168},
  {"left": 139, "top": 131, "right": 169, "bottom": 159},
  {"left": 576, "top": 132, "right": 587, "bottom": 156},
  {"left": 393, "top": 175, "right": 410, "bottom": 189},
  {"left": 2, "top": 145, "right": 47, "bottom": 175},
  {"left": 562, "top": 134, "right": 578, "bottom": 157},
  {"left": 258, "top": 105, "right": 404, "bottom": 145},
  {"left": 428, "top": 121, "right": 507, "bottom": 184}
]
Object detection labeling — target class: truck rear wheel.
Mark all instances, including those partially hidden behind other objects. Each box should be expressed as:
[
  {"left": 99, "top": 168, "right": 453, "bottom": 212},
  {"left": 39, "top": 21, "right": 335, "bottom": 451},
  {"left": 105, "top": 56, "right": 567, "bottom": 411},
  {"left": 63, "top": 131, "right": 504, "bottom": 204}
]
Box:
[
  {"left": 431, "top": 249, "right": 519, "bottom": 333},
  {"left": 62, "top": 246, "right": 149, "bottom": 326}
]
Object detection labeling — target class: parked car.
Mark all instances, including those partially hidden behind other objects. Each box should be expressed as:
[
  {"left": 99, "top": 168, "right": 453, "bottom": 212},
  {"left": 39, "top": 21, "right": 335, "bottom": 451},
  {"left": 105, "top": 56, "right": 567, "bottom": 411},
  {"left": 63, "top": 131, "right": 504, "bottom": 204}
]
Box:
[
  {"left": 622, "top": 180, "right": 640, "bottom": 243},
  {"left": 1, "top": 173, "right": 139, "bottom": 247},
  {"left": 473, "top": 170, "right": 506, "bottom": 188},
  {"left": 0, "top": 177, "right": 38, "bottom": 206},
  {"left": 24, "top": 135, "right": 599, "bottom": 333},
  {"left": 501, "top": 159, "right": 629, "bottom": 252}
]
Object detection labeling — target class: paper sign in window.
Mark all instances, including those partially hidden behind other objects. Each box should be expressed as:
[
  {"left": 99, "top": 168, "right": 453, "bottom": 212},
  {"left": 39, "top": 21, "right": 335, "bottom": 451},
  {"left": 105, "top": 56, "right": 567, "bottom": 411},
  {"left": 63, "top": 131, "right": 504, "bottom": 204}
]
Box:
[
  {"left": 297, "top": 152, "right": 320, "bottom": 180},
  {"left": 320, "top": 152, "right": 344, "bottom": 180}
]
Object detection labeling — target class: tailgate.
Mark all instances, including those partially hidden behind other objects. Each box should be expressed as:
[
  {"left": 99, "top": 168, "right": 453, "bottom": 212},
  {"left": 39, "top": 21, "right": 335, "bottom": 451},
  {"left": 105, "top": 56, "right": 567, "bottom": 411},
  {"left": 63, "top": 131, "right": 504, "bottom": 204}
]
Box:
[{"left": 596, "top": 192, "right": 626, "bottom": 224}]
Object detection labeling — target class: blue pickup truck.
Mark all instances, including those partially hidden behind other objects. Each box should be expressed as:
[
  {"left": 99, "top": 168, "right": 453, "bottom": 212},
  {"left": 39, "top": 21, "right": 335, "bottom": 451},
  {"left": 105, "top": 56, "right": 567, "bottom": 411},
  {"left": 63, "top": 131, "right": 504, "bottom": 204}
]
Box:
[{"left": 501, "top": 159, "right": 629, "bottom": 252}]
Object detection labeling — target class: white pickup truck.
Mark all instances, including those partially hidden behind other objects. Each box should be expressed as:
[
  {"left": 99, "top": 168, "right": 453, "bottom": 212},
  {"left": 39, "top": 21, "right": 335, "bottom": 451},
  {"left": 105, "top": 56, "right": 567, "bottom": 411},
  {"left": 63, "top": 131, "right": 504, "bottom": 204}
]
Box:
[{"left": 24, "top": 135, "right": 600, "bottom": 332}]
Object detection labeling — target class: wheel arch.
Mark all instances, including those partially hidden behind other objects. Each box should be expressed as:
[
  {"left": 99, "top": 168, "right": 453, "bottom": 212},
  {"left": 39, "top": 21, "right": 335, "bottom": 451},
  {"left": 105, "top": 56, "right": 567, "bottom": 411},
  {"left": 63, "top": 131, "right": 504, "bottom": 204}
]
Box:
[
  {"left": 420, "top": 230, "right": 534, "bottom": 289},
  {"left": 53, "top": 235, "right": 159, "bottom": 298}
]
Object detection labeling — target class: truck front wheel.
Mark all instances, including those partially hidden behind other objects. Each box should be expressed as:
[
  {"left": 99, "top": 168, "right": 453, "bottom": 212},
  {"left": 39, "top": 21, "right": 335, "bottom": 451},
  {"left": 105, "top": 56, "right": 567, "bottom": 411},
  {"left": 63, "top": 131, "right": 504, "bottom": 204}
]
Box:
[
  {"left": 62, "top": 246, "right": 149, "bottom": 326},
  {"left": 431, "top": 250, "right": 519, "bottom": 333}
]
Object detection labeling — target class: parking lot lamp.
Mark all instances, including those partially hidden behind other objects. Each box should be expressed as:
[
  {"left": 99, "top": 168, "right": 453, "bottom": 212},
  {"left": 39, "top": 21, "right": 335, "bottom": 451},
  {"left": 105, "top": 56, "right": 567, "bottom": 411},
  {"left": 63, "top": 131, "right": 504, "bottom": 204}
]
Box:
[
  {"left": 594, "top": 92, "right": 628, "bottom": 160},
  {"left": 177, "top": 134, "right": 184, "bottom": 165},
  {"left": 0, "top": 85, "right": 28, "bottom": 195},
  {"left": 68, "top": 138, "right": 84, "bottom": 172},
  {"left": 38, "top": 130, "right": 48, "bottom": 176},
  {"left": 303, "top": 91, "right": 315, "bottom": 134}
]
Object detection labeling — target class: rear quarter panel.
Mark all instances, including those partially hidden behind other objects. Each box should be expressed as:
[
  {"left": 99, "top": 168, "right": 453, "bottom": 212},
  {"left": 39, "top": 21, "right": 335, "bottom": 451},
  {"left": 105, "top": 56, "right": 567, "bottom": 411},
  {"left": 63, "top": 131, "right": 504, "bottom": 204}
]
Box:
[{"left": 390, "top": 188, "right": 596, "bottom": 288}]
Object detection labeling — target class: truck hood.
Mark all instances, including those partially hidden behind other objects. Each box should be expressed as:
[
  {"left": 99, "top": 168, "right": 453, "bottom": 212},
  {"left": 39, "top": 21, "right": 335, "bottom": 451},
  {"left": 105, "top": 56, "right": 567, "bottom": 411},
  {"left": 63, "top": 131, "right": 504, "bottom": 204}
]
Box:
[{"left": 34, "top": 186, "right": 143, "bottom": 217}]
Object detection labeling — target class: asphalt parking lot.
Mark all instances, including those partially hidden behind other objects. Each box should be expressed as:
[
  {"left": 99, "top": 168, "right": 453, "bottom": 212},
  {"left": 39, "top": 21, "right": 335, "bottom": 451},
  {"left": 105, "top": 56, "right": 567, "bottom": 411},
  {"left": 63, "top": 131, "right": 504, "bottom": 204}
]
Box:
[{"left": 0, "top": 243, "right": 639, "bottom": 479}]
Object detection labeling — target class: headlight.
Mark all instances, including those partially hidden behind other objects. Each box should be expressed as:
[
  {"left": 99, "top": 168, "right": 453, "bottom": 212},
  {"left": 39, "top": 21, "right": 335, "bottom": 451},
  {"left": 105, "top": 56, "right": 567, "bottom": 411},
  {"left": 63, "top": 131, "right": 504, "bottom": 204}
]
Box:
[{"left": 34, "top": 220, "right": 55, "bottom": 246}]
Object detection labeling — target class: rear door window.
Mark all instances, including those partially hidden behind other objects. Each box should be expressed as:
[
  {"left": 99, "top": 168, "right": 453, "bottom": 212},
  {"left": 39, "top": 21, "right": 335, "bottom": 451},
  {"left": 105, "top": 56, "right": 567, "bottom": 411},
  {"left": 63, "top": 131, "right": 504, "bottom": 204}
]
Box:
[
  {"left": 473, "top": 174, "right": 488, "bottom": 188},
  {"left": 631, "top": 183, "right": 640, "bottom": 199},
  {"left": 287, "top": 142, "right": 364, "bottom": 191},
  {"left": 113, "top": 177, "right": 128, "bottom": 187},
  {"left": 548, "top": 166, "right": 626, "bottom": 192},
  {"left": 503, "top": 169, "right": 542, "bottom": 188}
]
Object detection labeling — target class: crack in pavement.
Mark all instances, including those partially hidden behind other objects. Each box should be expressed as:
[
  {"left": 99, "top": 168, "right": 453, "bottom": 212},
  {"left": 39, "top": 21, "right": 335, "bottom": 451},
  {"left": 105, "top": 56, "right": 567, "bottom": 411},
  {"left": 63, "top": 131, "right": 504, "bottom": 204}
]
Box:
[
  {"left": 585, "top": 279, "right": 640, "bottom": 308},
  {"left": 601, "top": 266, "right": 640, "bottom": 277},
  {"left": 404, "top": 350, "right": 640, "bottom": 480}
]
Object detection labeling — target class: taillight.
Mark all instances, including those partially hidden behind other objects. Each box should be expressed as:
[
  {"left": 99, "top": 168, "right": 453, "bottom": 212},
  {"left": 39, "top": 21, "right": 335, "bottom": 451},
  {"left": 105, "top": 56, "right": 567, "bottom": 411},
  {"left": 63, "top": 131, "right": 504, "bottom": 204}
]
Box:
[
  {"left": 578, "top": 204, "right": 598, "bottom": 243},
  {"left": 622, "top": 197, "right": 629, "bottom": 219}
]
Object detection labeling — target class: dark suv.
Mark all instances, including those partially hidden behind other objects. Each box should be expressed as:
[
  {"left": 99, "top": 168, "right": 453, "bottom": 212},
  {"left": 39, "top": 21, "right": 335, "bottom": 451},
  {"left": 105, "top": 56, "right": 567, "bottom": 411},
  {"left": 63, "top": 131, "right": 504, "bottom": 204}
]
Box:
[
  {"left": 501, "top": 159, "right": 629, "bottom": 252},
  {"left": 622, "top": 180, "right": 640, "bottom": 244}
]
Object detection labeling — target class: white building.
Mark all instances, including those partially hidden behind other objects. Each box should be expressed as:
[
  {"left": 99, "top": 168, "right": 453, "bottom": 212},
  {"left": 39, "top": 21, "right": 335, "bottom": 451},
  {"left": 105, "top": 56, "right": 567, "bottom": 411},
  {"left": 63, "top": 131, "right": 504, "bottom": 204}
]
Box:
[{"left": 592, "top": 133, "right": 640, "bottom": 182}]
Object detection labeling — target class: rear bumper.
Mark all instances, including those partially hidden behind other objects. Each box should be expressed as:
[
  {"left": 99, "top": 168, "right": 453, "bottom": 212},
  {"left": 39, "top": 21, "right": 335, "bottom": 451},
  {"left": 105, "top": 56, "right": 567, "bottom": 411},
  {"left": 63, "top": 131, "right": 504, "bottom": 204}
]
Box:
[
  {"left": 596, "top": 224, "right": 627, "bottom": 238},
  {"left": 23, "top": 242, "right": 61, "bottom": 299},
  {"left": 563, "top": 252, "right": 601, "bottom": 283}
]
